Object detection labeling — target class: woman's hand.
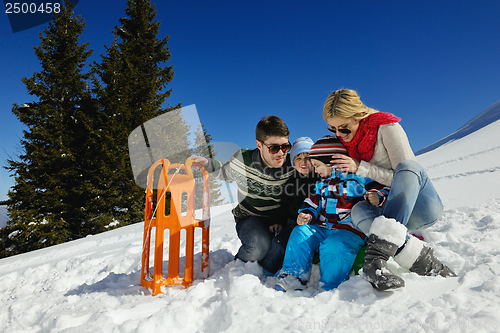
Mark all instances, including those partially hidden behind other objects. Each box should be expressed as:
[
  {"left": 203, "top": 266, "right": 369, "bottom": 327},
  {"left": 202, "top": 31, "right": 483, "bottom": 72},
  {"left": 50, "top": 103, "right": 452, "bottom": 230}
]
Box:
[
  {"left": 297, "top": 213, "right": 311, "bottom": 226},
  {"left": 330, "top": 154, "right": 360, "bottom": 173}
]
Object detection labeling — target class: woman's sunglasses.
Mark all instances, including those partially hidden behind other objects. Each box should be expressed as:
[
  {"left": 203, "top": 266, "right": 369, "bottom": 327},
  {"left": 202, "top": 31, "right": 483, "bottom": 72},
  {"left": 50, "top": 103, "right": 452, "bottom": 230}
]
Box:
[
  {"left": 327, "top": 126, "right": 351, "bottom": 135},
  {"left": 260, "top": 141, "right": 292, "bottom": 154}
]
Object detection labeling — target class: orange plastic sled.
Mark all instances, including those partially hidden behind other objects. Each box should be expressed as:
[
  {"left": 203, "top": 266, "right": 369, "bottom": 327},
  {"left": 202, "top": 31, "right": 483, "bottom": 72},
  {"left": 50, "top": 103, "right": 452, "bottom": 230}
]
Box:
[{"left": 141, "top": 159, "right": 210, "bottom": 296}]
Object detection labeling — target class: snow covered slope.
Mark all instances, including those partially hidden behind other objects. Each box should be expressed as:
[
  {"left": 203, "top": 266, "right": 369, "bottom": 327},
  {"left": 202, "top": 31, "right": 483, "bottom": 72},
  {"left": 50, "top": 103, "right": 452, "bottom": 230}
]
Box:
[
  {"left": 417, "top": 116, "right": 500, "bottom": 209},
  {"left": 2, "top": 105, "right": 500, "bottom": 332},
  {"left": 416, "top": 99, "right": 500, "bottom": 155}
]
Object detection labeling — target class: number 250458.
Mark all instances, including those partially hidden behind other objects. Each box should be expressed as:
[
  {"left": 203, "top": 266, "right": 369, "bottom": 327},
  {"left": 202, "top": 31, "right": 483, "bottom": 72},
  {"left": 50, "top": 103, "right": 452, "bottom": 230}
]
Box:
[{"left": 5, "top": 2, "right": 61, "bottom": 14}]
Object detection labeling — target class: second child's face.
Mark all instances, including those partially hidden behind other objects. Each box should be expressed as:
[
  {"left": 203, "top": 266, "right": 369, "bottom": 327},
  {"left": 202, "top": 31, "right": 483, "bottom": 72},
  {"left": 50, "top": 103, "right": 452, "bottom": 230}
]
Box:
[
  {"left": 310, "top": 159, "right": 333, "bottom": 178},
  {"left": 293, "top": 153, "right": 313, "bottom": 175}
]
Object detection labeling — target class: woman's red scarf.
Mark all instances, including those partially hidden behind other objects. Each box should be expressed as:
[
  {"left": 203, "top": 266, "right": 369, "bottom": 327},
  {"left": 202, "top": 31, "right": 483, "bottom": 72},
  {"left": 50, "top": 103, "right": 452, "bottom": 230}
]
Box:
[{"left": 339, "top": 112, "right": 401, "bottom": 162}]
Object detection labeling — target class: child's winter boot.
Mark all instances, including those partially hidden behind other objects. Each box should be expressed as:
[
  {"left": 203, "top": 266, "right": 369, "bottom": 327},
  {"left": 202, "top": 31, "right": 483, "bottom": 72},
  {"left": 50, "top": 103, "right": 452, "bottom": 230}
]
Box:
[{"left": 275, "top": 274, "right": 307, "bottom": 292}]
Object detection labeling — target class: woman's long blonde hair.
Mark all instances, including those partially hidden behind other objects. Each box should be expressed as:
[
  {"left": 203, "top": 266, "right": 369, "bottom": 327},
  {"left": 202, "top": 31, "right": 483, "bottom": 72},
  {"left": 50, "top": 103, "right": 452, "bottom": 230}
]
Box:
[{"left": 323, "top": 89, "right": 378, "bottom": 121}]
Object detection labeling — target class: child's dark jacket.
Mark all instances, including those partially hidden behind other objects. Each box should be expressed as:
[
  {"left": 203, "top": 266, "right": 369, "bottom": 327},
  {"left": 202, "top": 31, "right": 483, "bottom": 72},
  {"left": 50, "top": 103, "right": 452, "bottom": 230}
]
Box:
[{"left": 281, "top": 170, "right": 321, "bottom": 222}]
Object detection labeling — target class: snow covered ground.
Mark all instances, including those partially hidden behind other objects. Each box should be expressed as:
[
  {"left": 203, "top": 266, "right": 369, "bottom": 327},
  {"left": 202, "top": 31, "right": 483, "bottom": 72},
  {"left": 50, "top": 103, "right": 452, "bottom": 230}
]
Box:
[{"left": 2, "top": 110, "right": 500, "bottom": 332}]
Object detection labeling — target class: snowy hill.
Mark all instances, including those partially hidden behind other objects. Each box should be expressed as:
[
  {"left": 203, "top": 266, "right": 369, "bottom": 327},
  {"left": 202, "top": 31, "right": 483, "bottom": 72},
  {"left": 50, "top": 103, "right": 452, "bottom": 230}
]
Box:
[
  {"left": 416, "top": 99, "right": 500, "bottom": 155},
  {"left": 417, "top": 116, "right": 500, "bottom": 210},
  {"left": 2, "top": 107, "right": 500, "bottom": 332}
]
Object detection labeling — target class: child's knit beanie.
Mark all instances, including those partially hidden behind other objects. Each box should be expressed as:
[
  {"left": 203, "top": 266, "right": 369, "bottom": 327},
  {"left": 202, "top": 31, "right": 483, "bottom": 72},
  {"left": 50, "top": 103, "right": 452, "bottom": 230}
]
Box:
[
  {"left": 290, "top": 137, "right": 314, "bottom": 163},
  {"left": 309, "top": 135, "right": 348, "bottom": 166}
]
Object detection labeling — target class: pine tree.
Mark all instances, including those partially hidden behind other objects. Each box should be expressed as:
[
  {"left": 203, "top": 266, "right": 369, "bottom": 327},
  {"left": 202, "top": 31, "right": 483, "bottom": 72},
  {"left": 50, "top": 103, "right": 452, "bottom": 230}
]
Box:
[
  {"left": 0, "top": 0, "right": 98, "bottom": 256},
  {"left": 94, "top": 0, "right": 226, "bottom": 222},
  {"left": 94, "top": 0, "right": 185, "bottom": 225},
  {"left": 0, "top": 0, "right": 225, "bottom": 258}
]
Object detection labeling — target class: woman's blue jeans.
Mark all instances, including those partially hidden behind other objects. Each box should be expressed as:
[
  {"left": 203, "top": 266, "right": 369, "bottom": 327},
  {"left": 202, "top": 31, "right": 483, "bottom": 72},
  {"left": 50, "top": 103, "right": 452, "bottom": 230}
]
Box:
[{"left": 351, "top": 160, "right": 444, "bottom": 234}]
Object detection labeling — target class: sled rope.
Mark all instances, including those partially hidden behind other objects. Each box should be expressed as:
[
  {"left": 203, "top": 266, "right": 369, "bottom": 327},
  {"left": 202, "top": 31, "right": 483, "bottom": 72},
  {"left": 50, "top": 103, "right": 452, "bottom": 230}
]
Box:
[{"left": 142, "top": 163, "right": 184, "bottom": 260}]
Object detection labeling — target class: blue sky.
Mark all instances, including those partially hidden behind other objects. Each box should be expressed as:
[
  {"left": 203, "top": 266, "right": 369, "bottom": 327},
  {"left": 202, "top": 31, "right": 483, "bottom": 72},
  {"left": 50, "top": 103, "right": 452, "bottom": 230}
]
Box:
[{"left": 1, "top": 0, "right": 500, "bottom": 202}]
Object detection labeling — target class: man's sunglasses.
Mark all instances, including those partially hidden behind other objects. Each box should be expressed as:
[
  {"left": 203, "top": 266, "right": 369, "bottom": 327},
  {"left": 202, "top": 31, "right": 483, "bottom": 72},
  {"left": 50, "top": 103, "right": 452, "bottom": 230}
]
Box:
[
  {"left": 260, "top": 141, "right": 292, "bottom": 154},
  {"left": 327, "top": 126, "right": 351, "bottom": 135}
]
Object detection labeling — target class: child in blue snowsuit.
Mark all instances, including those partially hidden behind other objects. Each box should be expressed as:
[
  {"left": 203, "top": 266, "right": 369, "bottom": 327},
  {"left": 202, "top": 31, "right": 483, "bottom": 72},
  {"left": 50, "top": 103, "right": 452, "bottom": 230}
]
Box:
[{"left": 275, "top": 136, "right": 390, "bottom": 291}]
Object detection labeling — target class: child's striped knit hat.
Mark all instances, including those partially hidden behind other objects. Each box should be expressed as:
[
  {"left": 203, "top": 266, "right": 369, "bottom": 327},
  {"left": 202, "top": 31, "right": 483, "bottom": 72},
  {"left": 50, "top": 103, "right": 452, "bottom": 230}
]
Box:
[{"left": 309, "top": 135, "right": 348, "bottom": 166}]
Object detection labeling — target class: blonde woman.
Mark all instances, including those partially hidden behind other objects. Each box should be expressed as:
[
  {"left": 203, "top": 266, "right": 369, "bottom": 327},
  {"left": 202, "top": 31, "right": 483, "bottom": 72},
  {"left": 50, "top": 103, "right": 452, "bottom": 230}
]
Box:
[{"left": 323, "top": 89, "right": 456, "bottom": 291}]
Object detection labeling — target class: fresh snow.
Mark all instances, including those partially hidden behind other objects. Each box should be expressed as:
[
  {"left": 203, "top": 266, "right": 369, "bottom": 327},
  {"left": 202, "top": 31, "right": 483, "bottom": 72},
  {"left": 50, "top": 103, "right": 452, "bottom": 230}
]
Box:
[
  {"left": 417, "top": 117, "right": 500, "bottom": 210},
  {"left": 416, "top": 100, "right": 500, "bottom": 155},
  {"left": 2, "top": 108, "right": 500, "bottom": 332}
]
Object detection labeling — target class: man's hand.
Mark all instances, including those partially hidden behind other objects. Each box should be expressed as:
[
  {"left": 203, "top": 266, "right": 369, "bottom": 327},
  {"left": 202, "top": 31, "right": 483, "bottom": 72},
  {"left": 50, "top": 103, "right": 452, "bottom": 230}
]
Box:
[
  {"left": 269, "top": 223, "right": 283, "bottom": 234},
  {"left": 365, "top": 192, "right": 380, "bottom": 206},
  {"left": 297, "top": 212, "right": 311, "bottom": 225},
  {"left": 187, "top": 155, "right": 209, "bottom": 168}
]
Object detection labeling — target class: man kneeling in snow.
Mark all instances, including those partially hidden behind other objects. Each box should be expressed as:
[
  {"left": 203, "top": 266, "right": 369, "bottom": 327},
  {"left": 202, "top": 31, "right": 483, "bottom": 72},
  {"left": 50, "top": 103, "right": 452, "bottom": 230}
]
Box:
[{"left": 188, "top": 115, "right": 294, "bottom": 275}]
